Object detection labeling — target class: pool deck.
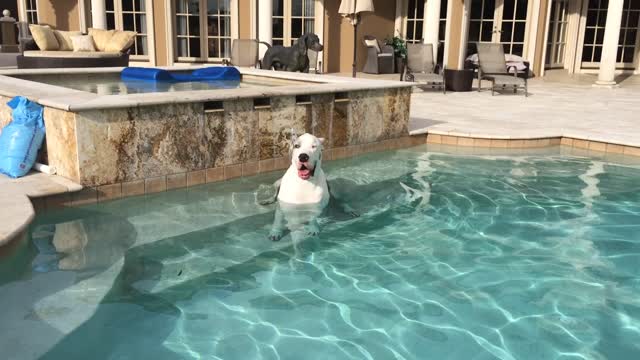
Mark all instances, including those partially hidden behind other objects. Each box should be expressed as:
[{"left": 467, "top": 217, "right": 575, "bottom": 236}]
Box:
[
  {"left": 2, "top": 71, "right": 640, "bottom": 247},
  {"left": 408, "top": 74, "right": 640, "bottom": 148}
]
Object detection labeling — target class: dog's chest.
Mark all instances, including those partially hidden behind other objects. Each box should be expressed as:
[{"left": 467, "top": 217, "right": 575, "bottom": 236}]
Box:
[{"left": 277, "top": 168, "right": 329, "bottom": 205}]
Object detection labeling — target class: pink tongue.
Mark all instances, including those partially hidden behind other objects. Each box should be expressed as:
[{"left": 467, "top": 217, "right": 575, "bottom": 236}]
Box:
[{"left": 298, "top": 169, "right": 311, "bottom": 178}]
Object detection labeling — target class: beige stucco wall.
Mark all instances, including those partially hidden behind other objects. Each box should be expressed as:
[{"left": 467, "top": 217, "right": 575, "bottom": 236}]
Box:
[
  {"left": 238, "top": 0, "right": 252, "bottom": 39},
  {"left": 446, "top": 0, "right": 464, "bottom": 70},
  {"left": 153, "top": 0, "right": 169, "bottom": 66},
  {"left": 37, "top": 0, "right": 79, "bottom": 31},
  {"left": 533, "top": 0, "right": 550, "bottom": 76},
  {"left": 324, "top": 0, "right": 397, "bottom": 73}
]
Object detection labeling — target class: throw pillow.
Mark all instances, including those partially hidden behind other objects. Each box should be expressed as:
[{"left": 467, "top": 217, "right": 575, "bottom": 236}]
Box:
[
  {"left": 53, "top": 30, "right": 83, "bottom": 51},
  {"left": 29, "top": 24, "right": 59, "bottom": 51},
  {"left": 364, "top": 39, "right": 380, "bottom": 53},
  {"left": 71, "top": 35, "right": 96, "bottom": 52},
  {"left": 88, "top": 28, "right": 115, "bottom": 51},
  {"left": 105, "top": 30, "right": 137, "bottom": 53}
]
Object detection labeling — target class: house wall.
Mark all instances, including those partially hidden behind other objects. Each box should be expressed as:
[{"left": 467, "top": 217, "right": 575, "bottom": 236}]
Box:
[
  {"left": 238, "top": 0, "right": 252, "bottom": 39},
  {"left": 324, "top": 0, "right": 397, "bottom": 74},
  {"left": 37, "top": 0, "right": 80, "bottom": 31},
  {"left": 153, "top": 0, "right": 169, "bottom": 66},
  {"left": 445, "top": 0, "right": 464, "bottom": 70}
]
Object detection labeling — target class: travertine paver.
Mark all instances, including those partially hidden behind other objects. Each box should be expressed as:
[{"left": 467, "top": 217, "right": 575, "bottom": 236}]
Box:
[{"left": 409, "top": 77, "right": 640, "bottom": 146}]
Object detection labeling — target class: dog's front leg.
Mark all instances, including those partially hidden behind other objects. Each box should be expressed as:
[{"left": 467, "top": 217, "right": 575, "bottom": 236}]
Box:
[
  {"left": 305, "top": 218, "right": 320, "bottom": 236},
  {"left": 269, "top": 205, "right": 286, "bottom": 241}
]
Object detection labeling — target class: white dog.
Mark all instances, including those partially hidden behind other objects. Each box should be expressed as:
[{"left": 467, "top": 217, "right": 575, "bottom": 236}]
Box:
[
  {"left": 267, "top": 133, "right": 330, "bottom": 241},
  {"left": 258, "top": 132, "right": 359, "bottom": 241}
]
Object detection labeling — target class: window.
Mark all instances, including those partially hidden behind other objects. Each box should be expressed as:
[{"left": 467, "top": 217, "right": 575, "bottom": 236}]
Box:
[
  {"left": 98, "top": 1, "right": 149, "bottom": 57},
  {"left": 499, "top": 0, "right": 528, "bottom": 56},
  {"left": 405, "top": 0, "right": 425, "bottom": 44},
  {"left": 467, "top": 0, "right": 528, "bottom": 57},
  {"left": 581, "top": 0, "right": 607, "bottom": 63},
  {"left": 272, "top": 0, "right": 315, "bottom": 46},
  {"left": 207, "top": 0, "right": 232, "bottom": 58},
  {"left": 617, "top": 0, "right": 640, "bottom": 64},
  {"left": 25, "top": 0, "right": 38, "bottom": 24},
  {"left": 176, "top": 0, "right": 202, "bottom": 58},
  {"left": 175, "top": 0, "right": 233, "bottom": 61},
  {"left": 403, "top": 0, "right": 448, "bottom": 64}
]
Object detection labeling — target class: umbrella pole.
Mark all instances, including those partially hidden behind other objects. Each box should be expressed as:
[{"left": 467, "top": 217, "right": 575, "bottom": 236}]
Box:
[{"left": 352, "top": 20, "right": 358, "bottom": 78}]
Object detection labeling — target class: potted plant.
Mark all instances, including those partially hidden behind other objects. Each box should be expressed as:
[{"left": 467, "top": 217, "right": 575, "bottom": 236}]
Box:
[{"left": 385, "top": 36, "right": 407, "bottom": 73}]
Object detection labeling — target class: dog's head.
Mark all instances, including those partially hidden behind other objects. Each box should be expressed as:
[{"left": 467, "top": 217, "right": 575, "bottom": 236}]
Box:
[
  {"left": 290, "top": 133, "right": 324, "bottom": 180},
  {"left": 297, "top": 33, "right": 324, "bottom": 53}
]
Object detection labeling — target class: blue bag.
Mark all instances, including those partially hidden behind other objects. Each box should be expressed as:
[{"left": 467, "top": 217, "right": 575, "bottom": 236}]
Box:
[{"left": 0, "top": 96, "right": 46, "bottom": 178}]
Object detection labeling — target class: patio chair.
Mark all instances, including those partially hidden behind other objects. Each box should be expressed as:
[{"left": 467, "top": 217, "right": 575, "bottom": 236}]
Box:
[
  {"left": 402, "top": 43, "right": 445, "bottom": 93},
  {"left": 222, "top": 39, "right": 264, "bottom": 68},
  {"left": 476, "top": 43, "right": 528, "bottom": 97},
  {"left": 307, "top": 49, "right": 322, "bottom": 74},
  {"left": 362, "top": 35, "right": 394, "bottom": 74}
]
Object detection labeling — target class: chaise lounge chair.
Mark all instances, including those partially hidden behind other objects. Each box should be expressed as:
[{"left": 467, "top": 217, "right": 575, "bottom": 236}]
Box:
[
  {"left": 362, "top": 35, "right": 395, "bottom": 74},
  {"left": 15, "top": 22, "right": 132, "bottom": 68},
  {"left": 402, "top": 43, "right": 445, "bottom": 93},
  {"left": 476, "top": 43, "right": 528, "bottom": 97},
  {"left": 222, "top": 39, "right": 264, "bottom": 68}
]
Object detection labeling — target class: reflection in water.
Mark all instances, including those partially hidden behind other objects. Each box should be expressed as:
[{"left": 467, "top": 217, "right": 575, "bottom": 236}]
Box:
[{"left": 32, "top": 215, "right": 137, "bottom": 275}]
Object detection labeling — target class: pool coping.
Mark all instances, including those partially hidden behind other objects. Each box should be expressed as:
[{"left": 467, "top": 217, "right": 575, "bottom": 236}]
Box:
[
  {"left": 416, "top": 131, "right": 640, "bottom": 156},
  {"left": 0, "top": 66, "right": 413, "bottom": 112}
]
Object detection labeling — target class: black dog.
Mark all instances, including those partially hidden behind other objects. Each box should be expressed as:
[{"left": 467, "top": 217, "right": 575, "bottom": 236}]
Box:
[{"left": 262, "top": 33, "right": 323, "bottom": 73}]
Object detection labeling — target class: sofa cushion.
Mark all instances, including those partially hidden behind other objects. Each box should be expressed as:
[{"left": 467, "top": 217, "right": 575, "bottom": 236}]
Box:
[
  {"left": 105, "top": 30, "right": 136, "bottom": 53},
  {"left": 23, "top": 50, "right": 123, "bottom": 58},
  {"left": 29, "top": 24, "right": 59, "bottom": 51},
  {"left": 88, "top": 28, "right": 115, "bottom": 51},
  {"left": 54, "top": 30, "right": 83, "bottom": 51},
  {"left": 71, "top": 35, "right": 97, "bottom": 52}
]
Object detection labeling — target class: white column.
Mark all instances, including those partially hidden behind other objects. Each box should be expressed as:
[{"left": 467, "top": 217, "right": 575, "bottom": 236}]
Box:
[
  {"left": 258, "top": 0, "right": 272, "bottom": 58},
  {"left": 394, "top": 0, "right": 403, "bottom": 37},
  {"left": 595, "top": 0, "right": 624, "bottom": 86},
  {"left": 91, "top": 0, "right": 107, "bottom": 29},
  {"left": 423, "top": 0, "right": 442, "bottom": 60}
]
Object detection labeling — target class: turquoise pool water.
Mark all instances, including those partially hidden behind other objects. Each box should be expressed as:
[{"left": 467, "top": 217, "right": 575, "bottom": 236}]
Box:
[{"left": 2, "top": 146, "right": 640, "bottom": 359}]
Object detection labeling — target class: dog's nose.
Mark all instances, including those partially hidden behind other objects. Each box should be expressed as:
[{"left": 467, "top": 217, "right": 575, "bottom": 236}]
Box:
[{"left": 298, "top": 153, "right": 309, "bottom": 162}]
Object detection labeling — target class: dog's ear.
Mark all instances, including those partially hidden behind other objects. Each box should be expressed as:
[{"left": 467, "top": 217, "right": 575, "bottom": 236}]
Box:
[
  {"left": 297, "top": 34, "right": 308, "bottom": 54},
  {"left": 318, "top": 137, "right": 325, "bottom": 145}
]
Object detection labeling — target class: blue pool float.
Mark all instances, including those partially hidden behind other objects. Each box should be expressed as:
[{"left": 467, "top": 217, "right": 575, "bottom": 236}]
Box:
[{"left": 121, "top": 66, "right": 241, "bottom": 82}]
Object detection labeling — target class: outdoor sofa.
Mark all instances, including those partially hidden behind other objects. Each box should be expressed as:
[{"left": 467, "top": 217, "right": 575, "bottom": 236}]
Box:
[{"left": 16, "top": 22, "right": 134, "bottom": 69}]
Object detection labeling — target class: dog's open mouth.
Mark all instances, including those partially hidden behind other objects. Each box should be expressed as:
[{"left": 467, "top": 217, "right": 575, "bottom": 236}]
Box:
[{"left": 297, "top": 163, "right": 315, "bottom": 180}]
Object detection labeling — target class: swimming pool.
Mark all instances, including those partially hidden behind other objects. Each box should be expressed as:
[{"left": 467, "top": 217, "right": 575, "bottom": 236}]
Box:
[{"left": 2, "top": 145, "right": 640, "bottom": 359}]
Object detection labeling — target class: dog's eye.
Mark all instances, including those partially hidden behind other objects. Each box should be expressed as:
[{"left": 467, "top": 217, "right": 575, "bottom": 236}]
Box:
[
  {"left": 312, "top": 145, "right": 317, "bottom": 148},
  {"left": 294, "top": 144, "right": 300, "bottom": 148}
]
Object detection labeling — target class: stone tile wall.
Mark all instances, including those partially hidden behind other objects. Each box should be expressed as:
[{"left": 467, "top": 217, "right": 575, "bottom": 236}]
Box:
[{"left": 44, "top": 88, "right": 412, "bottom": 187}]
